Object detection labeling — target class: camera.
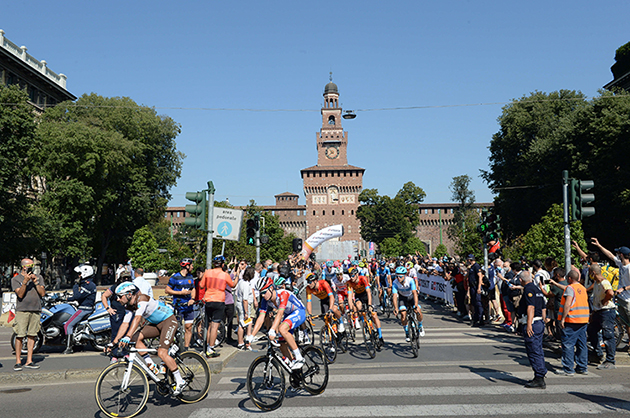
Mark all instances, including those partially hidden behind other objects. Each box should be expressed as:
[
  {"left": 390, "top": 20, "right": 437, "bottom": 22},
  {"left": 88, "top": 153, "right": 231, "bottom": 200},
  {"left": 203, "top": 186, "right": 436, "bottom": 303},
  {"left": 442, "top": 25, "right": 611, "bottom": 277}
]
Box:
[{"left": 26, "top": 267, "right": 33, "bottom": 275}]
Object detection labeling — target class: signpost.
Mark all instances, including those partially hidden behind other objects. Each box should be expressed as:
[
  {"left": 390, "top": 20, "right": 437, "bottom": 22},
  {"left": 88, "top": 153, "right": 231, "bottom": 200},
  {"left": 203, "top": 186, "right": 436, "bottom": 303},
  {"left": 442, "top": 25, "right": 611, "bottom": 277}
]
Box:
[{"left": 212, "top": 207, "right": 244, "bottom": 241}]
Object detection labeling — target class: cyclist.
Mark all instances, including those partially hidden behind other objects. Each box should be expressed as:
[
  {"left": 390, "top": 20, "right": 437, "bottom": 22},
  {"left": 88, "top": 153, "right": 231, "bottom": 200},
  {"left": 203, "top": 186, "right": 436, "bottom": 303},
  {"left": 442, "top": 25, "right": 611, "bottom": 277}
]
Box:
[
  {"left": 376, "top": 261, "right": 392, "bottom": 312},
  {"left": 347, "top": 267, "right": 384, "bottom": 345},
  {"left": 332, "top": 268, "right": 351, "bottom": 315},
  {"left": 392, "top": 266, "right": 425, "bottom": 342},
  {"left": 251, "top": 277, "right": 307, "bottom": 370},
  {"left": 112, "top": 282, "right": 186, "bottom": 395},
  {"left": 305, "top": 272, "right": 345, "bottom": 333},
  {"left": 165, "top": 258, "right": 196, "bottom": 350}
]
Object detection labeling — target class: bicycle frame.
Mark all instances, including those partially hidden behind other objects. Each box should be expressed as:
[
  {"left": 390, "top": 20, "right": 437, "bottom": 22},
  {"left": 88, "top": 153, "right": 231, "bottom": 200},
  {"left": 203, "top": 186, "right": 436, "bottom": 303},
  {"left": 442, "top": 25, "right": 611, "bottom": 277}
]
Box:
[{"left": 120, "top": 347, "right": 161, "bottom": 391}]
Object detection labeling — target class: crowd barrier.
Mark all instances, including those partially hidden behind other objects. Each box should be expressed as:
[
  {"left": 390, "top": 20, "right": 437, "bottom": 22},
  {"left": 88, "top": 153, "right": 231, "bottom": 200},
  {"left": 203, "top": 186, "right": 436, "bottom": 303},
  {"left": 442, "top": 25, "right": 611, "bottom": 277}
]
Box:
[{"left": 416, "top": 273, "right": 454, "bottom": 306}]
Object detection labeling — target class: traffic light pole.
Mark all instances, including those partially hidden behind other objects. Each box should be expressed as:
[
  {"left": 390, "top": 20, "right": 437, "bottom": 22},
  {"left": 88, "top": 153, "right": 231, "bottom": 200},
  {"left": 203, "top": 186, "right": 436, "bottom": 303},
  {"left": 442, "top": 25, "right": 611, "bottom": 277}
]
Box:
[
  {"left": 206, "top": 181, "right": 215, "bottom": 270},
  {"left": 255, "top": 227, "right": 260, "bottom": 264},
  {"left": 562, "top": 170, "right": 571, "bottom": 275}
]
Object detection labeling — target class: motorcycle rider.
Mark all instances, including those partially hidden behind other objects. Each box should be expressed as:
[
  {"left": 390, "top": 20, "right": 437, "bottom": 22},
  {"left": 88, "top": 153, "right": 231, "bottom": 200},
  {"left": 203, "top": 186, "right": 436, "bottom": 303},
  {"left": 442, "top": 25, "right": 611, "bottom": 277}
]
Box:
[{"left": 63, "top": 264, "right": 97, "bottom": 354}]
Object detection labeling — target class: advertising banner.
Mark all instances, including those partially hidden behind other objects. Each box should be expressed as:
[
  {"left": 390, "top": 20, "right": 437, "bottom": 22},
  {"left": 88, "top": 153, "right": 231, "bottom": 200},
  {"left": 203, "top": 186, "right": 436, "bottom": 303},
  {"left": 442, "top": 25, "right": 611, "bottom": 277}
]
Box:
[
  {"left": 300, "top": 224, "right": 344, "bottom": 259},
  {"left": 416, "top": 273, "right": 454, "bottom": 306}
]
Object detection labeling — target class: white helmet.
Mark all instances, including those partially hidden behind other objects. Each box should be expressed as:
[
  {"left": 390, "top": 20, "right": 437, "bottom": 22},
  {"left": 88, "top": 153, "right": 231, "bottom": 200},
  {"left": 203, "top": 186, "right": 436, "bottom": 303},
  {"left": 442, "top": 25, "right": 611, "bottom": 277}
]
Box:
[{"left": 74, "top": 264, "right": 94, "bottom": 279}]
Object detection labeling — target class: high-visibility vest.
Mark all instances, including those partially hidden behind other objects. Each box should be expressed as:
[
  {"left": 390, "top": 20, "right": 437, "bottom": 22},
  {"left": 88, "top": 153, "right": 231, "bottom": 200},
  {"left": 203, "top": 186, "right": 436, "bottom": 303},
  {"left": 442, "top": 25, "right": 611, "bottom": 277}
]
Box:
[{"left": 557, "top": 282, "right": 589, "bottom": 323}]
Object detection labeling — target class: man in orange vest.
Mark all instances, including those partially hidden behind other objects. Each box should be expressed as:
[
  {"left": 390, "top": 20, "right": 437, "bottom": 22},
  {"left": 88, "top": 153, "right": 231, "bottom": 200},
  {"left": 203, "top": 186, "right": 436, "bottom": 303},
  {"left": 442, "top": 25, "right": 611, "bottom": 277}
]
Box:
[{"left": 557, "top": 270, "right": 590, "bottom": 376}]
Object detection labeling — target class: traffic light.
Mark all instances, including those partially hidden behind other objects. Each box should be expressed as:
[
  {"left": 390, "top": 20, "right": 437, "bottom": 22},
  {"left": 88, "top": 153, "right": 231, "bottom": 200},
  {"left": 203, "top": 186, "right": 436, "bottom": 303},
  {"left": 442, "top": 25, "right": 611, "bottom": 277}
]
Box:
[
  {"left": 292, "top": 238, "right": 303, "bottom": 252},
  {"left": 569, "top": 179, "right": 595, "bottom": 221},
  {"left": 184, "top": 191, "right": 206, "bottom": 230},
  {"left": 477, "top": 208, "right": 489, "bottom": 234},
  {"left": 246, "top": 218, "right": 256, "bottom": 246},
  {"left": 485, "top": 211, "right": 501, "bottom": 243}
]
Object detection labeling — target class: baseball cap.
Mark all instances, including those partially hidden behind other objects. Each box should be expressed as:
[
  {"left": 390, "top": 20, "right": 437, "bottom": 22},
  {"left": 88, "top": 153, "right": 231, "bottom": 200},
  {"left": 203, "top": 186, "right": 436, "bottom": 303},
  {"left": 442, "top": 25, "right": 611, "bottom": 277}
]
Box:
[{"left": 615, "top": 246, "right": 630, "bottom": 256}]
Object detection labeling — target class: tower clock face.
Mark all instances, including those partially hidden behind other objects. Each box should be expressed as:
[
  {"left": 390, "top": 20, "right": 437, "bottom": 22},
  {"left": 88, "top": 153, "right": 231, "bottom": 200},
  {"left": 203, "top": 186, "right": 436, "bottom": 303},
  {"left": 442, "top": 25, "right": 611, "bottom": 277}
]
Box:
[{"left": 325, "top": 146, "right": 339, "bottom": 159}]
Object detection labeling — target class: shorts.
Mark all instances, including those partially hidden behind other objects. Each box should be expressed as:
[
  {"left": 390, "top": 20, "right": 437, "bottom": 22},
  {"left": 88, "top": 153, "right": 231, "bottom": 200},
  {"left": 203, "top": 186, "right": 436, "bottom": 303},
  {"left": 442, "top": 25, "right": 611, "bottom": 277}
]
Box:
[
  {"left": 205, "top": 301, "right": 225, "bottom": 323},
  {"left": 379, "top": 276, "right": 390, "bottom": 288},
  {"left": 236, "top": 302, "right": 254, "bottom": 328},
  {"left": 283, "top": 309, "right": 306, "bottom": 332},
  {"left": 336, "top": 291, "right": 348, "bottom": 306},
  {"left": 354, "top": 291, "right": 369, "bottom": 307},
  {"left": 137, "top": 315, "right": 178, "bottom": 351},
  {"left": 319, "top": 297, "right": 338, "bottom": 313},
  {"left": 12, "top": 311, "right": 41, "bottom": 338},
  {"left": 398, "top": 294, "right": 417, "bottom": 311},
  {"left": 175, "top": 305, "right": 196, "bottom": 324}
]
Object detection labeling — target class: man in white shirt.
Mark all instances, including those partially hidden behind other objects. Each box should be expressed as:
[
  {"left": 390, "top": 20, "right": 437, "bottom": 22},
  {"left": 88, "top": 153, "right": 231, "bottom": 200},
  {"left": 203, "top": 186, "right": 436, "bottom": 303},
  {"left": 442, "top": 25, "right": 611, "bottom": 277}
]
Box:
[{"left": 133, "top": 267, "right": 153, "bottom": 298}]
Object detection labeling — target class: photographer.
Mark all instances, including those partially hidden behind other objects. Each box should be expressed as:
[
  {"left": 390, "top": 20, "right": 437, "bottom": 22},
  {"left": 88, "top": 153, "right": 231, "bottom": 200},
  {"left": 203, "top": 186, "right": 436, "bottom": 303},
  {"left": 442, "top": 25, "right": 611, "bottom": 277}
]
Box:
[{"left": 11, "top": 258, "right": 46, "bottom": 370}]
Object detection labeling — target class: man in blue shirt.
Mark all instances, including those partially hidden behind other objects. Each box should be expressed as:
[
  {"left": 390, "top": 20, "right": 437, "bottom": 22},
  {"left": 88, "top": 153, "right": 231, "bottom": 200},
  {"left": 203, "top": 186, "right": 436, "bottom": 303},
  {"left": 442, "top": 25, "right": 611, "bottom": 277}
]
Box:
[
  {"left": 166, "top": 258, "right": 196, "bottom": 349},
  {"left": 518, "top": 270, "right": 547, "bottom": 389}
]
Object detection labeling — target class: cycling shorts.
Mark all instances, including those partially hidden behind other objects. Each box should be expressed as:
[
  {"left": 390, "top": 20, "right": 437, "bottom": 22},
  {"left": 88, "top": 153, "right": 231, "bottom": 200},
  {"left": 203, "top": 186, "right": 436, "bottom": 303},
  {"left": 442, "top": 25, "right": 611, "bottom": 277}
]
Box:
[
  {"left": 354, "top": 291, "right": 369, "bottom": 307},
  {"left": 175, "top": 304, "right": 196, "bottom": 324},
  {"left": 336, "top": 291, "right": 348, "bottom": 306},
  {"left": 205, "top": 301, "right": 225, "bottom": 323},
  {"left": 398, "top": 295, "right": 417, "bottom": 311},
  {"left": 283, "top": 308, "right": 306, "bottom": 332},
  {"left": 379, "top": 276, "right": 390, "bottom": 288},
  {"left": 137, "top": 315, "right": 178, "bottom": 351}
]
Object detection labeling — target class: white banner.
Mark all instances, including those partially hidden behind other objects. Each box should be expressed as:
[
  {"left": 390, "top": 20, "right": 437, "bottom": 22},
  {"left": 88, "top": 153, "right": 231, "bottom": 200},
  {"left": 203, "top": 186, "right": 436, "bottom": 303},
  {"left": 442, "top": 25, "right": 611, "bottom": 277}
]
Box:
[
  {"left": 300, "top": 224, "right": 344, "bottom": 259},
  {"left": 417, "top": 273, "right": 454, "bottom": 305}
]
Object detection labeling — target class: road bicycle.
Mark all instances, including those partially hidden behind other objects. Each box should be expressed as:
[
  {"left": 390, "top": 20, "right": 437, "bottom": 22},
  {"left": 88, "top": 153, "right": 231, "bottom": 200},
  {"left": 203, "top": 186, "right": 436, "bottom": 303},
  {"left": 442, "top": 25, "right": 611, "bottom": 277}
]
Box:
[
  {"left": 357, "top": 305, "right": 381, "bottom": 358},
  {"left": 246, "top": 338, "right": 328, "bottom": 411},
  {"left": 380, "top": 289, "right": 393, "bottom": 319},
  {"left": 344, "top": 300, "right": 357, "bottom": 342},
  {"left": 614, "top": 298, "right": 629, "bottom": 348},
  {"left": 95, "top": 342, "right": 210, "bottom": 418},
  {"left": 403, "top": 306, "right": 421, "bottom": 358},
  {"left": 312, "top": 312, "right": 348, "bottom": 363}
]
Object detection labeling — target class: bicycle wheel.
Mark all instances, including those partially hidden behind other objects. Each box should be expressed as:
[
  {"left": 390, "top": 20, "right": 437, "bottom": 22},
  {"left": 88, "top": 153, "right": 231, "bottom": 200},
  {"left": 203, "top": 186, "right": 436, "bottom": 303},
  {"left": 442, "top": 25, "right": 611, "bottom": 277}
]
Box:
[
  {"left": 176, "top": 351, "right": 211, "bottom": 403},
  {"left": 362, "top": 318, "right": 376, "bottom": 358},
  {"left": 337, "top": 327, "right": 349, "bottom": 353},
  {"left": 386, "top": 295, "right": 392, "bottom": 319},
  {"left": 409, "top": 315, "right": 419, "bottom": 358},
  {"left": 302, "top": 345, "right": 329, "bottom": 395},
  {"left": 190, "top": 316, "right": 206, "bottom": 351},
  {"left": 216, "top": 319, "right": 227, "bottom": 346},
  {"left": 346, "top": 311, "right": 356, "bottom": 342},
  {"left": 615, "top": 316, "right": 626, "bottom": 349},
  {"left": 302, "top": 318, "right": 315, "bottom": 346},
  {"left": 95, "top": 362, "right": 149, "bottom": 418},
  {"left": 319, "top": 325, "right": 337, "bottom": 363},
  {"left": 246, "top": 355, "right": 285, "bottom": 411}
]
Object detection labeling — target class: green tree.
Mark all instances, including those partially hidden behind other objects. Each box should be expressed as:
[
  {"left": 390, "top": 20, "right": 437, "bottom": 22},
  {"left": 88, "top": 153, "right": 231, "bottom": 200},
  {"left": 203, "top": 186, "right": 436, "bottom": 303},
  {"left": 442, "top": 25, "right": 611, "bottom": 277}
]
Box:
[
  {"left": 447, "top": 175, "right": 483, "bottom": 258},
  {"left": 402, "top": 237, "right": 427, "bottom": 256},
  {"left": 357, "top": 182, "right": 425, "bottom": 247},
  {"left": 127, "top": 226, "right": 161, "bottom": 272},
  {"left": 432, "top": 243, "right": 449, "bottom": 259},
  {"left": 379, "top": 237, "right": 403, "bottom": 257},
  {"left": 509, "top": 204, "right": 586, "bottom": 265},
  {"left": 29, "top": 94, "right": 183, "bottom": 279},
  {"left": 0, "top": 86, "right": 38, "bottom": 263}
]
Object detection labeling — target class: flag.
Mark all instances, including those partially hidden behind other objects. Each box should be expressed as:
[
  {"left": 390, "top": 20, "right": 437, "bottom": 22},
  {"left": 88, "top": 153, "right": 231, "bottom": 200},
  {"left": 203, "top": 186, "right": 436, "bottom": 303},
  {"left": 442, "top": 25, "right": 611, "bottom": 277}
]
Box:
[{"left": 7, "top": 309, "right": 15, "bottom": 323}]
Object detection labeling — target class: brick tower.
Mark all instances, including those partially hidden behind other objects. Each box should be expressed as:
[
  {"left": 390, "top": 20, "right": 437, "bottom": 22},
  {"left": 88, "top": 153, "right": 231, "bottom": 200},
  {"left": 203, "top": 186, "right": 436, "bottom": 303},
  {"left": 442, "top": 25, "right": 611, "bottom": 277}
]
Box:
[{"left": 301, "top": 79, "right": 364, "bottom": 244}]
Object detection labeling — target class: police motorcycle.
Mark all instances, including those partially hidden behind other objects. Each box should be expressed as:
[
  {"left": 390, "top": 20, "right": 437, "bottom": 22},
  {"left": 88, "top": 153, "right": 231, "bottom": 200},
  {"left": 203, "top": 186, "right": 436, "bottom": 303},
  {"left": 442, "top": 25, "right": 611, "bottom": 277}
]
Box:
[{"left": 11, "top": 267, "right": 111, "bottom": 354}]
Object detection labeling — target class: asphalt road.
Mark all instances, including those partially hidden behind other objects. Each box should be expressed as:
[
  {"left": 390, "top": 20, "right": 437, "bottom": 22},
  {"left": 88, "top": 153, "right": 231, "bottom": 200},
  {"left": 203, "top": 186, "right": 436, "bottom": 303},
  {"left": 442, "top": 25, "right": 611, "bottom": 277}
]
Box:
[{"left": 2, "top": 299, "right": 630, "bottom": 418}]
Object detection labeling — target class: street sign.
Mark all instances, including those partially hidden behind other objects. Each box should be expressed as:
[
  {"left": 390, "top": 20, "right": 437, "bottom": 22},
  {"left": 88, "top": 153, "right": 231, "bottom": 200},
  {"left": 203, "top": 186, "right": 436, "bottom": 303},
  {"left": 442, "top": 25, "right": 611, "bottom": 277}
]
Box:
[{"left": 212, "top": 207, "right": 244, "bottom": 241}]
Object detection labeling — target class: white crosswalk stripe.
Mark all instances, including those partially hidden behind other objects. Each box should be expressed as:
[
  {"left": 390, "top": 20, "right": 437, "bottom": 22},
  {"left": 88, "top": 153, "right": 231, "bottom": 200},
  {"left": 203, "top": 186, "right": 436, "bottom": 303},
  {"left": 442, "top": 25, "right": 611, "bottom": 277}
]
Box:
[{"left": 187, "top": 315, "right": 629, "bottom": 417}]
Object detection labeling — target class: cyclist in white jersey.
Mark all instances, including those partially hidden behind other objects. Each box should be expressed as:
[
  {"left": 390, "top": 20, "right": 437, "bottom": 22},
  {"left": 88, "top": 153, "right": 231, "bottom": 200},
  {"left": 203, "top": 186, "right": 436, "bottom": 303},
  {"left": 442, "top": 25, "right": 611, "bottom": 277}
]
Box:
[
  {"left": 111, "top": 282, "right": 186, "bottom": 395},
  {"left": 392, "top": 267, "right": 425, "bottom": 342}
]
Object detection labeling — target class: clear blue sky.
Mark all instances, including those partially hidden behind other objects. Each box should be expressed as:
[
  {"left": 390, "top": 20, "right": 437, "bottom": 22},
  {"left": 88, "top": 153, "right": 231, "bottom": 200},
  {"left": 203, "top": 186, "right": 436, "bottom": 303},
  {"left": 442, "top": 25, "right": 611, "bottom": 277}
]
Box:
[{"left": 3, "top": 2, "right": 628, "bottom": 207}]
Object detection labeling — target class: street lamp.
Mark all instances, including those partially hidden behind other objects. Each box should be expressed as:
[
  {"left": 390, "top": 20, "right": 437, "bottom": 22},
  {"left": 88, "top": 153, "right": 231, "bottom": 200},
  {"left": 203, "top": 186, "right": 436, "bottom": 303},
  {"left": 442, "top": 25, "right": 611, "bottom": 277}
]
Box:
[{"left": 342, "top": 110, "right": 356, "bottom": 119}]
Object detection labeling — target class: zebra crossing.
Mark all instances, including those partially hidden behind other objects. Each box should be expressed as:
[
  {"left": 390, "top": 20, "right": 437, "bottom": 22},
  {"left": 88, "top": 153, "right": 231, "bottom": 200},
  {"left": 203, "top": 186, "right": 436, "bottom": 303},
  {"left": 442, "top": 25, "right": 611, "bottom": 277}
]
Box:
[{"left": 187, "top": 314, "right": 630, "bottom": 417}]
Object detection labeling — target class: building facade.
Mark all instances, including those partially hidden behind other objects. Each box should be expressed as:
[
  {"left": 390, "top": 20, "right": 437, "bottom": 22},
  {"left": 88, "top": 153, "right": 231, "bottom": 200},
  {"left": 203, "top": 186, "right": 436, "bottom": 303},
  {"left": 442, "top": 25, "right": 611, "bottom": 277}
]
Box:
[{"left": 0, "top": 29, "right": 76, "bottom": 110}]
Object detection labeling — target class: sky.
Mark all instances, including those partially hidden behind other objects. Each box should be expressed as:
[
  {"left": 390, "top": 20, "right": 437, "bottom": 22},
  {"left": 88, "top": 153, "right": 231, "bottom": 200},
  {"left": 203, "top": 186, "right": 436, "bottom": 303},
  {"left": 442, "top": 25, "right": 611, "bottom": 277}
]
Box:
[{"left": 3, "top": 1, "right": 628, "bottom": 207}]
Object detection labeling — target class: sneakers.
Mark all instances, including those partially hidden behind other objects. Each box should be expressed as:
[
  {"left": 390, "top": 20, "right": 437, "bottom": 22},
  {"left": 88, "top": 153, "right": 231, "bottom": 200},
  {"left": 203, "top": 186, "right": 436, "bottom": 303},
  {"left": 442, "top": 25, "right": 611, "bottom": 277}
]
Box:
[
  {"left": 576, "top": 369, "right": 589, "bottom": 375},
  {"left": 289, "top": 358, "right": 305, "bottom": 370},
  {"left": 110, "top": 357, "right": 118, "bottom": 364},
  {"left": 556, "top": 370, "right": 575, "bottom": 376},
  {"left": 237, "top": 343, "right": 245, "bottom": 350},
  {"left": 405, "top": 334, "right": 411, "bottom": 343},
  {"left": 597, "top": 361, "right": 616, "bottom": 370},
  {"left": 23, "top": 363, "right": 39, "bottom": 370},
  {"left": 172, "top": 381, "right": 187, "bottom": 396},
  {"left": 418, "top": 325, "right": 425, "bottom": 337},
  {"left": 462, "top": 315, "right": 471, "bottom": 321},
  {"left": 354, "top": 319, "right": 361, "bottom": 329},
  {"left": 13, "top": 363, "right": 22, "bottom": 371},
  {"left": 206, "top": 348, "right": 220, "bottom": 358}
]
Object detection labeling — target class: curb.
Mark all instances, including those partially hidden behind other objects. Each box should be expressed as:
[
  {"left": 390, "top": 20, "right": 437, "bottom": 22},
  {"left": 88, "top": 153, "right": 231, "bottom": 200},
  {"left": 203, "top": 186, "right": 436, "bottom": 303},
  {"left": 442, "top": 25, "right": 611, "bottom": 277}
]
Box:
[{"left": 0, "top": 346, "right": 239, "bottom": 386}]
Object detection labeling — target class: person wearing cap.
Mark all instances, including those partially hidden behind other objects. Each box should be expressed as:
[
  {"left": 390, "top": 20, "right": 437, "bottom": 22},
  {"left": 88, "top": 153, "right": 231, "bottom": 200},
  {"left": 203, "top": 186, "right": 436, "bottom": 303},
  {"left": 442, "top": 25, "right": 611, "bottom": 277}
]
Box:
[
  {"left": 590, "top": 238, "right": 630, "bottom": 346},
  {"left": 11, "top": 258, "right": 46, "bottom": 371},
  {"left": 517, "top": 270, "right": 547, "bottom": 388}
]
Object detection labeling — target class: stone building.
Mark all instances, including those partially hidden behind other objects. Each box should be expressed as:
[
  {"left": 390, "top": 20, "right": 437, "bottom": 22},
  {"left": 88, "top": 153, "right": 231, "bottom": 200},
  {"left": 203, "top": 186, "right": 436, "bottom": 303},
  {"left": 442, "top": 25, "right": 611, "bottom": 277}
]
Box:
[{"left": 0, "top": 29, "right": 76, "bottom": 110}]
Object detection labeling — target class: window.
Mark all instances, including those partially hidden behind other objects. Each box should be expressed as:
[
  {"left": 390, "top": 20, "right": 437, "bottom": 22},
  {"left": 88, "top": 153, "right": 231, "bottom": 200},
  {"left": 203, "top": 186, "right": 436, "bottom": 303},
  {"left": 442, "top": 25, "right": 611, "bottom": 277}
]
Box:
[
  {"left": 332, "top": 210, "right": 335, "bottom": 215},
  {"left": 313, "top": 211, "right": 316, "bottom": 216},
  {"left": 342, "top": 210, "right": 345, "bottom": 215},
  {"left": 322, "top": 210, "right": 326, "bottom": 215}
]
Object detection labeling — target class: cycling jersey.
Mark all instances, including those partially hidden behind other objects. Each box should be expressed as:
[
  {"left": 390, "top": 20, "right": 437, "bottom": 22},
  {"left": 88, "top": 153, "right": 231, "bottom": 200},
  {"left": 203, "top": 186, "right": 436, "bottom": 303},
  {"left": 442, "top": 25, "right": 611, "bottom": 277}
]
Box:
[
  {"left": 124, "top": 298, "right": 174, "bottom": 325},
  {"left": 306, "top": 280, "right": 334, "bottom": 301},
  {"left": 332, "top": 274, "right": 350, "bottom": 294},
  {"left": 392, "top": 276, "right": 417, "bottom": 298},
  {"left": 348, "top": 276, "right": 370, "bottom": 295},
  {"left": 168, "top": 272, "right": 195, "bottom": 307},
  {"left": 259, "top": 288, "right": 305, "bottom": 315},
  {"left": 377, "top": 267, "right": 391, "bottom": 287}
]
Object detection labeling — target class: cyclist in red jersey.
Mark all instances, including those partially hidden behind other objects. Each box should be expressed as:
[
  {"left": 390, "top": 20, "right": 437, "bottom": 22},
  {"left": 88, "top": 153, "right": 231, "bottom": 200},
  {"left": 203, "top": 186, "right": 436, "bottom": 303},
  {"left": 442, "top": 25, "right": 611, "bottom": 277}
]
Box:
[
  {"left": 305, "top": 272, "right": 345, "bottom": 333},
  {"left": 347, "top": 267, "right": 383, "bottom": 345}
]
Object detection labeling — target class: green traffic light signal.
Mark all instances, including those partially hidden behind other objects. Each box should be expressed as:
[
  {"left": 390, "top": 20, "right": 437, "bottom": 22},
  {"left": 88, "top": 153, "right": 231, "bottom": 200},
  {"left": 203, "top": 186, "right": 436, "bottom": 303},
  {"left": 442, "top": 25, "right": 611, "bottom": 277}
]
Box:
[
  {"left": 569, "top": 179, "right": 595, "bottom": 221},
  {"left": 246, "top": 218, "right": 256, "bottom": 246},
  {"left": 184, "top": 191, "right": 206, "bottom": 230}
]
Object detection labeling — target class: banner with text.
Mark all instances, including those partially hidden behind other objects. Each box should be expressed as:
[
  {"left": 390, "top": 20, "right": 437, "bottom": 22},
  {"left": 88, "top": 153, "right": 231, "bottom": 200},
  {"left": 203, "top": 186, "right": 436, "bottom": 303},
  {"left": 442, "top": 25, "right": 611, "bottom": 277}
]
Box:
[{"left": 417, "top": 273, "right": 454, "bottom": 306}]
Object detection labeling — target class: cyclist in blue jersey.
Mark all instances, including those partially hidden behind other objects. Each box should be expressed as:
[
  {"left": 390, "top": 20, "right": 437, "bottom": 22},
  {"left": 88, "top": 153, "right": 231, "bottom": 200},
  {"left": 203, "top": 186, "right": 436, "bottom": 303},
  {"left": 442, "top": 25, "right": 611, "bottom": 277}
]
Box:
[
  {"left": 111, "top": 282, "right": 186, "bottom": 395},
  {"left": 392, "top": 267, "right": 425, "bottom": 342},
  {"left": 377, "top": 261, "right": 392, "bottom": 311},
  {"left": 166, "top": 258, "right": 196, "bottom": 349}
]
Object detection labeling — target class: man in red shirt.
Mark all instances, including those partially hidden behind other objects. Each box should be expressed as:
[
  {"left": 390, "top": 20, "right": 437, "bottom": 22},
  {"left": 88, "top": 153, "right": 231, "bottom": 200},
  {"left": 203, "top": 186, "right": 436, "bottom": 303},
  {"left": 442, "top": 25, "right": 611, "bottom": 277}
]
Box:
[{"left": 200, "top": 256, "right": 238, "bottom": 358}]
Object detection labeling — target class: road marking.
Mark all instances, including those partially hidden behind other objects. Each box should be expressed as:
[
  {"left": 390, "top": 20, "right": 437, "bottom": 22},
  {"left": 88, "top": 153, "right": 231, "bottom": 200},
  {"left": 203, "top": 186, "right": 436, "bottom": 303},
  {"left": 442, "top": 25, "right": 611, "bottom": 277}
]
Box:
[{"left": 189, "top": 402, "right": 630, "bottom": 417}]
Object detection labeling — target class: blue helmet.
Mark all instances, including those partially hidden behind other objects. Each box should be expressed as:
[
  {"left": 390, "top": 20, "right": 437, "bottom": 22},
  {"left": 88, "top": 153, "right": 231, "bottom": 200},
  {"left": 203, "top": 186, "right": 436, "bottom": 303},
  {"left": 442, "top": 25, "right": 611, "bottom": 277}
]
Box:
[{"left": 395, "top": 266, "right": 408, "bottom": 276}]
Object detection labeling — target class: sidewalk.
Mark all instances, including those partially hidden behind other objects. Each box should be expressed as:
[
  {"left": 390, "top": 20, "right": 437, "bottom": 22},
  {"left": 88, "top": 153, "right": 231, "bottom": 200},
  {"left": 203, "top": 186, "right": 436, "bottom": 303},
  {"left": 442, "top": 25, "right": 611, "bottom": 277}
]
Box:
[{"left": 0, "top": 344, "right": 239, "bottom": 386}]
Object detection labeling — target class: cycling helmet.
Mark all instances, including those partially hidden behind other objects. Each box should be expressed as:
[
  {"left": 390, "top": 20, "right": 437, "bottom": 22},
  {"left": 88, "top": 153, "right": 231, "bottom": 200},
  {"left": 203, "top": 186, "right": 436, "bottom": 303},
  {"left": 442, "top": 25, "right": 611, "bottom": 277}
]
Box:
[
  {"left": 273, "top": 276, "right": 286, "bottom": 287},
  {"left": 405, "top": 261, "right": 413, "bottom": 269},
  {"left": 74, "top": 264, "right": 94, "bottom": 279},
  {"left": 326, "top": 260, "right": 334, "bottom": 268},
  {"left": 351, "top": 260, "right": 359, "bottom": 266},
  {"left": 115, "top": 282, "right": 139, "bottom": 297},
  {"left": 212, "top": 255, "right": 226, "bottom": 265},
  {"left": 342, "top": 265, "right": 349, "bottom": 274},
  {"left": 395, "top": 266, "right": 408, "bottom": 276},
  {"left": 305, "top": 272, "right": 317, "bottom": 283},
  {"left": 348, "top": 266, "right": 357, "bottom": 275},
  {"left": 358, "top": 262, "right": 365, "bottom": 268},
  {"left": 180, "top": 258, "right": 194, "bottom": 268},
  {"left": 379, "top": 261, "right": 386, "bottom": 267},
  {"left": 256, "top": 277, "right": 274, "bottom": 294}
]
